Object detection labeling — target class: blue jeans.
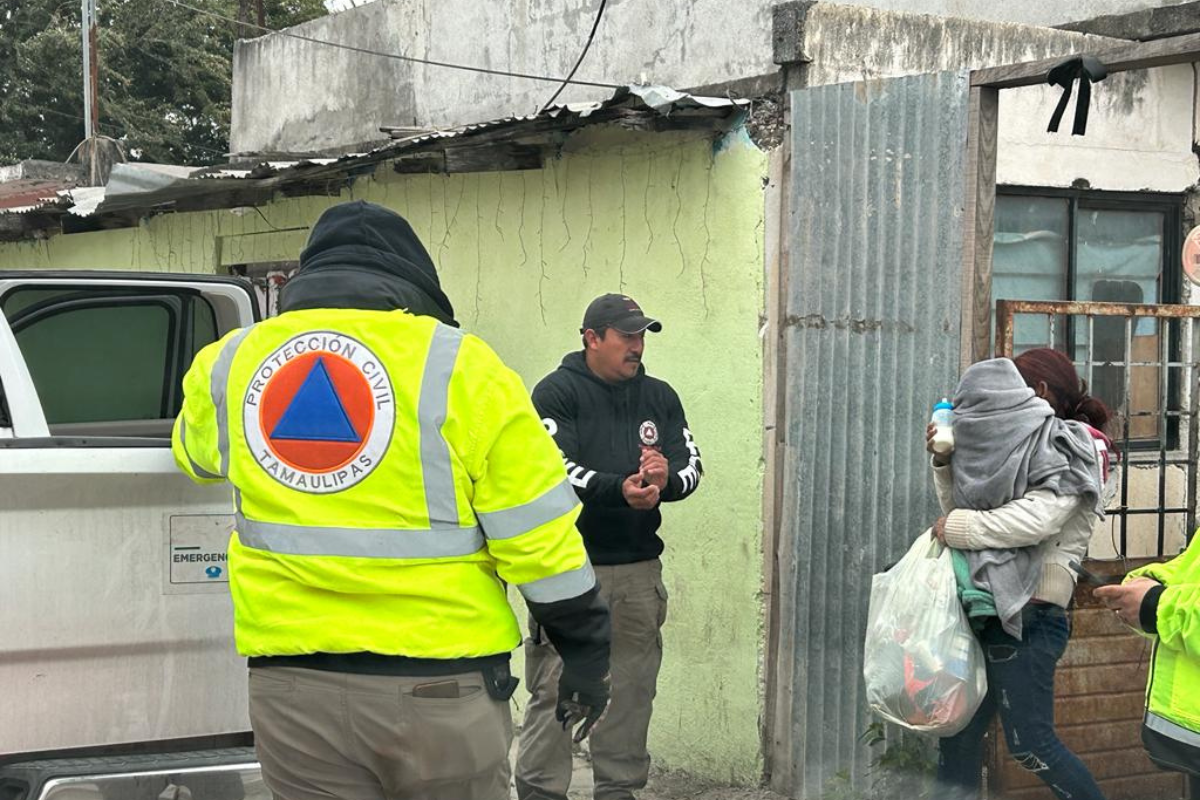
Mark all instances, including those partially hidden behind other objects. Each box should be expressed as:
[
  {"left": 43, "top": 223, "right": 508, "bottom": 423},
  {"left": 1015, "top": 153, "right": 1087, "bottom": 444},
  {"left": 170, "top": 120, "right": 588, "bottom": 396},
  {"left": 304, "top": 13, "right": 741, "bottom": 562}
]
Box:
[{"left": 936, "top": 604, "right": 1107, "bottom": 800}]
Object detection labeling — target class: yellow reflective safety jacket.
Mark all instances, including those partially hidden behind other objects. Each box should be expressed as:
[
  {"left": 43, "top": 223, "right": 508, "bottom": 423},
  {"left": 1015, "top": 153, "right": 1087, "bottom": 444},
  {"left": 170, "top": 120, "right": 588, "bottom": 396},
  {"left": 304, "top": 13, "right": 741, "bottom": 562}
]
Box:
[
  {"left": 173, "top": 307, "right": 592, "bottom": 660},
  {"left": 1130, "top": 535, "right": 1200, "bottom": 774}
]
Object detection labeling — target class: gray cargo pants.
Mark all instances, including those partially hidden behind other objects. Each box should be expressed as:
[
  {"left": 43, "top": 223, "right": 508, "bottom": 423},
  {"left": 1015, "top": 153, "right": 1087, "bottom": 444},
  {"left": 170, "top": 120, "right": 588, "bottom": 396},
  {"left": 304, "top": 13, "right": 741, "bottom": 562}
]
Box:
[
  {"left": 515, "top": 559, "right": 668, "bottom": 800},
  {"left": 248, "top": 666, "right": 512, "bottom": 800}
]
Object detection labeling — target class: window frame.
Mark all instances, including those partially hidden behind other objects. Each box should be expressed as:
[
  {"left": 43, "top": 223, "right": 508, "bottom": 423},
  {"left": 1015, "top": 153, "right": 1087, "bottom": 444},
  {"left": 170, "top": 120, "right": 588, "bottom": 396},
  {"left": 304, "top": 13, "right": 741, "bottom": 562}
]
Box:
[
  {"left": 12, "top": 295, "right": 182, "bottom": 422},
  {"left": 2, "top": 286, "right": 217, "bottom": 432},
  {"left": 995, "top": 186, "right": 1186, "bottom": 451},
  {"left": 996, "top": 185, "right": 1184, "bottom": 307}
]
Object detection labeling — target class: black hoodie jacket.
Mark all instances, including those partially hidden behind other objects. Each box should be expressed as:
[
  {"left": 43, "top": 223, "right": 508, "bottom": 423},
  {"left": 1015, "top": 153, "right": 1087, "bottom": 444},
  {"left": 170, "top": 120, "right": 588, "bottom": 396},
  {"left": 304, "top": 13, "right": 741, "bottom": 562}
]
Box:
[
  {"left": 533, "top": 351, "right": 703, "bottom": 565},
  {"left": 279, "top": 200, "right": 458, "bottom": 326}
]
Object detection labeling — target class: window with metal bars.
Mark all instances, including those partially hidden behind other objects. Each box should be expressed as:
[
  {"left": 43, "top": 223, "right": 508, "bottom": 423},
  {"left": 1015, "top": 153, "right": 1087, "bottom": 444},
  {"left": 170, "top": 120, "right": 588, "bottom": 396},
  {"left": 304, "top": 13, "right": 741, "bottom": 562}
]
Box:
[
  {"left": 996, "top": 301, "right": 1198, "bottom": 559},
  {"left": 992, "top": 187, "right": 1184, "bottom": 450}
]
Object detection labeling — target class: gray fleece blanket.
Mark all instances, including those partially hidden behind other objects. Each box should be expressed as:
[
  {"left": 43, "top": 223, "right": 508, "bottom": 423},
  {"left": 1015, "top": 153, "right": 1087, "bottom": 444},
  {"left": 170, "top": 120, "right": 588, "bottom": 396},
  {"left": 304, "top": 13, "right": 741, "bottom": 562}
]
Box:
[{"left": 950, "top": 358, "right": 1105, "bottom": 639}]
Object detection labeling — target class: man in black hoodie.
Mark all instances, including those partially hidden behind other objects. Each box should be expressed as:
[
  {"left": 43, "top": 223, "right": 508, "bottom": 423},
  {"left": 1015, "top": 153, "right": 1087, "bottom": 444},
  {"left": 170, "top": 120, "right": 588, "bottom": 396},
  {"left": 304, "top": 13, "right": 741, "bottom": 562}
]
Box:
[{"left": 515, "top": 294, "right": 703, "bottom": 800}]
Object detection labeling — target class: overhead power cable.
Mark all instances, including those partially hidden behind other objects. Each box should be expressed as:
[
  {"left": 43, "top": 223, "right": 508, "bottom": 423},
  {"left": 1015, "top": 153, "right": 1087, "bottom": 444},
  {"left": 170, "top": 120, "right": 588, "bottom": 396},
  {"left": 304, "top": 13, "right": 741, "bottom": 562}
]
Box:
[
  {"left": 160, "top": 0, "right": 622, "bottom": 90},
  {"left": 12, "top": 101, "right": 230, "bottom": 158},
  {"left": 538, "top": 0, "right": 608, "bottom": 113}
]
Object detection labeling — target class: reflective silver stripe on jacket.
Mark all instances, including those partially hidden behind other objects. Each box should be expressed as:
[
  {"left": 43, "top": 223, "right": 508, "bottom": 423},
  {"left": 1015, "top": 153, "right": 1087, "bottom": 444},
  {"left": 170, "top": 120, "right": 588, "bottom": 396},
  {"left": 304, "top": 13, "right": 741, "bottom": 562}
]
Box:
[
  {"left": 236, "top": 514, "right": 486, "bottom": 559},
  {"left": 420, "top": 325, "right": 465, "bottom": 525},
  {"left": 210, "top": 327, "right": 254, "bottom": 477},
  {"left": 1146, "top": 710, "right": 1200, "bottom": 748},
  {"left": 220, "top": 322, "right": 476, "bottom": 558},
  {"left": 177, "top": 416, "right": 222, "bottom": 480},
  {"left": 478, "top": 478, "right": 579, "bottom": 541},
  {"left": 518, "top": 561, "right": 597, "bottom": 604}
]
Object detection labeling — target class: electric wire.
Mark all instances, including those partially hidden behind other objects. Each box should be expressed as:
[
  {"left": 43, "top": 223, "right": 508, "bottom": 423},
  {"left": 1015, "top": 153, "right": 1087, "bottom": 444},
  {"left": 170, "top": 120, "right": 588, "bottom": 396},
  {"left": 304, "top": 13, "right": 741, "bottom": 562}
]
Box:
[
  {"left": 538, "top": 0, "right": 608, "bottom": 113},
  {"left": 160, "top": 0, "right": 622, "bottom": 90}
]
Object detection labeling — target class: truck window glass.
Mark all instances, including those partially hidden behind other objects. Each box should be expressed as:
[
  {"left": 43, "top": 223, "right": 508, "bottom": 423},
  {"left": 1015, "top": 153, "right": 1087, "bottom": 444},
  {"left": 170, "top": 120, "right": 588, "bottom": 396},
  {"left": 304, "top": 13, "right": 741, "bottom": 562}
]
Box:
[
  {"left": 194, "top": 294, "right": 218, "bottom": 355},
  {"left": 1, "top": 287, "right": 220, "bottom": 437},
  {"left": 16, "top": 302, "right": 173, "bottom": 423}
]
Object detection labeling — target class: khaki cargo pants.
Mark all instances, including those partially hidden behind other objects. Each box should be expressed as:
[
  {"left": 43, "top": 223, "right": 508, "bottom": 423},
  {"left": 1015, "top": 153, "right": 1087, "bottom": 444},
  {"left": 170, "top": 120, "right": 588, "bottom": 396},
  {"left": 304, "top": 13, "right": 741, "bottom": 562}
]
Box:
[
  {"left": 248, "top": 666, "right": 512, "bottom": 800},
  {"left": 515, "top": 559, "right": 669, "bottom": 800}
]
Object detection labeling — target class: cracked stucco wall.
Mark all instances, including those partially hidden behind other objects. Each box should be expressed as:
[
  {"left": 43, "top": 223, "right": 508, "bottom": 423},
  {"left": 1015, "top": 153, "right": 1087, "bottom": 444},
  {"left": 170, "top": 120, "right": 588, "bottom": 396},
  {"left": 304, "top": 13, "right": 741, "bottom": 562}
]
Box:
[
  {"left": 795, "top": 3, "right": 1200, "bottom": 192},
  {"left": 231, "top": 0, "right": 776, "bottom": 153},
  {"left": 232, "top": 0, "right": 1196, "bottom": 154},
  {"left": 998, "top": 65, "right": 1198, "bottom": 192},
  {"left": 0, "top": 126, "right": 770, "bottom": 782}
]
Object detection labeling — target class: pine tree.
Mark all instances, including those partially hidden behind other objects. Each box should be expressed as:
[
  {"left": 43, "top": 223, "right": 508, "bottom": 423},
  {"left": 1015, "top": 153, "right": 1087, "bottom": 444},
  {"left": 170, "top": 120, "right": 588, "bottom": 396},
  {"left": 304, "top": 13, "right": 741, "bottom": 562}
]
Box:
[{"left": 0, "top": 0, "right": 327, "bottom": 166}]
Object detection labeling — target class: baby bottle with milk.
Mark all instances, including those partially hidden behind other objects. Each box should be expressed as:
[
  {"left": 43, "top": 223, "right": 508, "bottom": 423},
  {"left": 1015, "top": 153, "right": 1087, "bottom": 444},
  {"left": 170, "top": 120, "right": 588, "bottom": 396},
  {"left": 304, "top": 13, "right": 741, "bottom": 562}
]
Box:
[{"left": 930, "top": 398, "right": 954, "bottom": 455}]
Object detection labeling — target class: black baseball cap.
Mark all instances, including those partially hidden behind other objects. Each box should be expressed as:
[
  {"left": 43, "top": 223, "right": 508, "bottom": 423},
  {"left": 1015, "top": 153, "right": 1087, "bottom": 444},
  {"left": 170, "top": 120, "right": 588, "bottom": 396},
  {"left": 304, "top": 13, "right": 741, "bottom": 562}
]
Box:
[{"left": 580, "top": 293, "right": 662, "bottom": 334}]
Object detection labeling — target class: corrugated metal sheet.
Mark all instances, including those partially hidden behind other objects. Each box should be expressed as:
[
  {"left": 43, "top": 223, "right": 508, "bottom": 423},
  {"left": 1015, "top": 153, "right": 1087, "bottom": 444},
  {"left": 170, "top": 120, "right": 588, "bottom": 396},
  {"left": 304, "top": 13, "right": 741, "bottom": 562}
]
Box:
[
  {"left": 2, "top": 85, "right": 747, "bottom": 228},
  {"left": 0, "top": 179, "right": 75, "bottom": 216},
  {"left": 379, "top": 84, "right": 747, "bottom": 141},
  {"left": 777, "top": 71, "right": 969, "bottom": 797}
]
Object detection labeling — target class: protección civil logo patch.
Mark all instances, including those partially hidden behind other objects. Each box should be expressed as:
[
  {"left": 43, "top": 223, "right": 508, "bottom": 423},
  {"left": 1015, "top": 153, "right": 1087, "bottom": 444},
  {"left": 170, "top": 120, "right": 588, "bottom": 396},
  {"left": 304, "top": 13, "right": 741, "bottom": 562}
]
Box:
[{"left": 243, "top": 331, "right": 394, "bottom": 493}]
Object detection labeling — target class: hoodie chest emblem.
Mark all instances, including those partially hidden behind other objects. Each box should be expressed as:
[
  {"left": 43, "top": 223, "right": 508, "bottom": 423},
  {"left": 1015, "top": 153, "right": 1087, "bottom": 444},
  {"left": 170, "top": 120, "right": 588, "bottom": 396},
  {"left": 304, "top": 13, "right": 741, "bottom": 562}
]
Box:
[
  {"left": 243, "top": 331, "right": 395, "bottom": 493},
  {"left": 639, "top": 419, "right": 660, "bottom": 446}
]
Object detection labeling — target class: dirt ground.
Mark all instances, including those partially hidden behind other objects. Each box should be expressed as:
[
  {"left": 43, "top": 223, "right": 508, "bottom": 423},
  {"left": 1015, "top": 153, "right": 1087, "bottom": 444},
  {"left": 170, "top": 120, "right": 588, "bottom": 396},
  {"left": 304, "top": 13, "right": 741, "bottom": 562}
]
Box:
[
  {"left": 508, "top": 745, "right": 788, "bottom": 800},
  {"left": 629, "top": 770, "right": 790, "bottom": 800}
]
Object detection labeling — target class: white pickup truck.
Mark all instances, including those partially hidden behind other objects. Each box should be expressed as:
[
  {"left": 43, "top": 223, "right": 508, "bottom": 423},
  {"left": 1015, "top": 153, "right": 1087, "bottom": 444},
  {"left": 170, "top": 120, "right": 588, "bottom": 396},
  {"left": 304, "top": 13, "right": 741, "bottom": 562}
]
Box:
[{"left": 0, "top": 272, "right": 266, "bottom": 800}]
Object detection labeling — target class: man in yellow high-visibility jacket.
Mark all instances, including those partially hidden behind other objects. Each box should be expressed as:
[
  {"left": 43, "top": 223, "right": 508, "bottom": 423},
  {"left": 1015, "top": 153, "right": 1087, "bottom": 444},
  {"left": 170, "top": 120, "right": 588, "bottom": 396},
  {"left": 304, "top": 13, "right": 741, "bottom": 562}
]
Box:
[
  {"left": 172, "top": 200, "right": 611, "bottom": 800},
  {"left": 1098, "top": 534, "right": 1200, "bottom": 779}
]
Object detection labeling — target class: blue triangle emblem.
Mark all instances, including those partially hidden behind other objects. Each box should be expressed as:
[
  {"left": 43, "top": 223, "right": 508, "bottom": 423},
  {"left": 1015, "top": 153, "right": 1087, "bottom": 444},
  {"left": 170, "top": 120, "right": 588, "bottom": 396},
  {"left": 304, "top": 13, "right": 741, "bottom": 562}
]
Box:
[{"left": 270, "top": 358, "right": 361, "bottom": 443}]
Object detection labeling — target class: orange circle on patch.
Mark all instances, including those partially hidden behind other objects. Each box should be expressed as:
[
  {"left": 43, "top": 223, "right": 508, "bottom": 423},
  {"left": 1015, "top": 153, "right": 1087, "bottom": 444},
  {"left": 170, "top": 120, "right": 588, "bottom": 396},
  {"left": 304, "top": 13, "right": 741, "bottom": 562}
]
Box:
[{"left": 257, "top": 352, "right": 375, "bottom": 473}]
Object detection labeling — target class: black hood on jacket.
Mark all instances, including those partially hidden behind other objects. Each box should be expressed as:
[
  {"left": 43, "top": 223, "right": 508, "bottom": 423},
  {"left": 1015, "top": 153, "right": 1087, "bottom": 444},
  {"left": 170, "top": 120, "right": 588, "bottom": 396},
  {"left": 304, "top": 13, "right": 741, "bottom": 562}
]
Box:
[{"left": 279, "top": 200, "right": 458, "bottom": 326}]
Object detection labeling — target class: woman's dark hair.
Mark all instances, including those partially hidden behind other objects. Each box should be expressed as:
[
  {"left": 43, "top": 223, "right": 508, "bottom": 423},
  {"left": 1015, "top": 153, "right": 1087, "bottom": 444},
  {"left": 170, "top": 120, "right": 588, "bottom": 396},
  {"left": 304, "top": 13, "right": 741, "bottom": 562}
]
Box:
[{"left": 1013, "top": 348, "right": 1111, "bottom": 433}]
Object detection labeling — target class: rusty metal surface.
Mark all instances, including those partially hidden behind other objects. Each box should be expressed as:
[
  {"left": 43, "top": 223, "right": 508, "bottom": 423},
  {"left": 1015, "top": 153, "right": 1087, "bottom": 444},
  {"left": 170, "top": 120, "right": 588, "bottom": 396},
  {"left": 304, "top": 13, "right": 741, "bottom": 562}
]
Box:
[
  {"left": 995, "top": 300, "right": 1200, "bottom": 364},
  {"left": 0, "top": 180, "right": 75, "bottom": 214},
  {"left": 995, "top": 299, "right": 1200, "bottom": 552},
  {"left": 996, "top": 300, "right": 1200, "bottom": 372},
  {"left": 998, "top": 299, "right": 1200, "bottom": 319}
]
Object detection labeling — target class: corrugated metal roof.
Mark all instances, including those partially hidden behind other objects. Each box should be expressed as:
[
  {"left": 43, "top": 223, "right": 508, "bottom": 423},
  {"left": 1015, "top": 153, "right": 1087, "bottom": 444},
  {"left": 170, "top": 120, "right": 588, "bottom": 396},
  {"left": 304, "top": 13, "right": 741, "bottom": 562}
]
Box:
[
  {"left": 0, "top": 179, "right": 75, "bottom": 215},
  {"left": 379, "top": 84, "right": 748, "bottom": 142},
  {"left": 775, "top": 71, "right": 969, "bottom": 797},
  {"left": 2, "top": 85, "right": 745, "bottom": 230}
]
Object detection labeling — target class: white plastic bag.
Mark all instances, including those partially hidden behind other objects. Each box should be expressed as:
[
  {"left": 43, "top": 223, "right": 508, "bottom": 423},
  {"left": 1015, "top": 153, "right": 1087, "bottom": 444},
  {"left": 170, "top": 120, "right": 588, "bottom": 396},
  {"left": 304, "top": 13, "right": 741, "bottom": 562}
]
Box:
[{"left": 862, "top": 533, "right": 987, "bottom": 737}]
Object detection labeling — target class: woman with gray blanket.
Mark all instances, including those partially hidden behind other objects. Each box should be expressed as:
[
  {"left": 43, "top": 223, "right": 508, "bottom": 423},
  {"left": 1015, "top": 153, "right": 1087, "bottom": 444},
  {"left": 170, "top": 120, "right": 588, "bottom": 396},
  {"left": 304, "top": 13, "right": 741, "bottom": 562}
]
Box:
[{"left": 928, "top": 348, "right": 1112, "bottom": 800}]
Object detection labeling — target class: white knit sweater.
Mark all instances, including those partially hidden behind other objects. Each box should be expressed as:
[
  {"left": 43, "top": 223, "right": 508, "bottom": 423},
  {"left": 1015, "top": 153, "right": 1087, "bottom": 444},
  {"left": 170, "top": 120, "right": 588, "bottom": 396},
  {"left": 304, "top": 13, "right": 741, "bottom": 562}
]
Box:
[{"left": 932, "top": 459, "right": 1089, "bottom": 608}]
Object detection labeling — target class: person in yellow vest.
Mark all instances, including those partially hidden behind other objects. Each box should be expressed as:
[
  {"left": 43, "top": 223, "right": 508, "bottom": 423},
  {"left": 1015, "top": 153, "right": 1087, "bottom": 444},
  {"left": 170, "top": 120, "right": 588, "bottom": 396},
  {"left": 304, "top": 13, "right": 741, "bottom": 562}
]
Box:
[
  {"left": 172, "top": 200, "right": 611, "bottom": 800},
  {"left": 1096, "top": 535, "right": 1200, "bottom": 779}
]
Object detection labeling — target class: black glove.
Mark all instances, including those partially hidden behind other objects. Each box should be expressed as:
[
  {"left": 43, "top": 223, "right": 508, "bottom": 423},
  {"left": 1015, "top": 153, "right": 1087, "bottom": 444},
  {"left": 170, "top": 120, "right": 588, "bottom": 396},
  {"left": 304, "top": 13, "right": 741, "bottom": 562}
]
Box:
[{"left": 555, "top": 670, "right": 610, "bottom": 743}]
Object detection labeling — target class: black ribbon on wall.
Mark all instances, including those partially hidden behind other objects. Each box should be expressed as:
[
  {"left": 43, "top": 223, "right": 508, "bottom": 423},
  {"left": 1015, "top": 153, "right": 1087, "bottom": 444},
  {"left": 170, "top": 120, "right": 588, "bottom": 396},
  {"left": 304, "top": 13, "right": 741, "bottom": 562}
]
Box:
[{"left": 1046, "top": 56, "right": 1109, "bottom": 136}]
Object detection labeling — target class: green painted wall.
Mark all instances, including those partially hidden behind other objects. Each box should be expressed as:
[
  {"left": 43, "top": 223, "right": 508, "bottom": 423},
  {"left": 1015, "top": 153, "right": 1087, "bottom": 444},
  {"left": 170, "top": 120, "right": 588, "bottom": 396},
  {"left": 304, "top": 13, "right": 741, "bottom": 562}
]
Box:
[{"left": 0, "top": 126, "right": 768, "bottom": 781}]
